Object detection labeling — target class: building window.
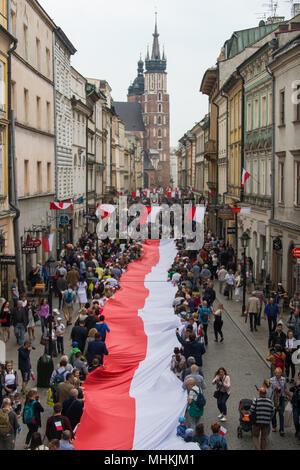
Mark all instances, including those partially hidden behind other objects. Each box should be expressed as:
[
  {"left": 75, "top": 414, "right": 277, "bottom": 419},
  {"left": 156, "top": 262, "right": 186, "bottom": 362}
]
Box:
[
  {"left": 10, "top": 10, "right": 16, "bottom": 35},
  {"left": 24, "top": 25, "right": 28, "bottom": 59},
  {"left": 296, "top": 84, "right": 300, "bottom": 121},
  {"left": 279, "top": 90, "right": 285, "bottom": 125},
  {"left": 36, "top": 96, "right": 41, "bottom": 128},
  {"left": 24, "top": 160, "right": 29, "bottom": 195},
  {"left": 46, "top": 101, "right": 51, "bottom": 132},
  {"left": 37, "top": 161, "right": 42, "bottom": 193},
  {"left": 158, "top": 115, "right": 161, "bottom": 125},
  {"left": 254, "top": 98, "right": 259, "bottom": 129},
  {"left": 158, "top": 104, "right": 162, "bottom": 113},
  {"left": 46, "top": 48, "right": 50, "bottom": 77},
  {"left": 0, "top": 62, "right": 4, "bottom": 110},
  {"left": 158, "top": 92, "right": 162, "bottom": 101},
  {"left": 158, "top": 128, "right": 162, "bottom": 137},
  {"left": 24, "top": 89, "right": 29, "bottom": 124},
  {"left": 47, "top": 162, "right": 51, "bottom": 193},
  {"left": 36, "top": 38, "right": 41, "bottom": 71},
  {"left": 296, "top": 162, "right": 300, "bottom": 206},
  {"left": 247, "top": 101, "right": 251, "bottom": 131},
  {"left": 279, "top": 161, "right": 284, "bottom": 203},
  {"left": 0, "top": 131, "right": 3, "bottom": 194},
  {"left": 158, "top": 141, "right": 162, "bottom": 149},
  {"left": 262, "top": 95, "right": 267, "bottom": 127},
  {"left": 11, "top": 81, "right": 16, "bottom": 115}
]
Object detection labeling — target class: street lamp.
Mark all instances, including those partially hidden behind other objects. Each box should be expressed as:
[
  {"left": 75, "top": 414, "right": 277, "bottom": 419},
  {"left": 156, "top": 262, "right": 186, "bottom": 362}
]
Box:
[
  {"left": 240, "top": 232, "right": 251, "bottom": 318},
  {"left": 45, "top": 256, "right": 57, "bottom": 357}
]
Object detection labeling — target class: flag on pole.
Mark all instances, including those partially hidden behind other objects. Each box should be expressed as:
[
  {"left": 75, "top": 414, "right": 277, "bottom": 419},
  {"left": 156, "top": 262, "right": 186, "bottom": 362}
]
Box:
[
  {"left": 232, "top": 207, "right": 251, "bottom": 215},
  {"left": 186, "top": 206, "right": 206, "bottom": 224},
  {"left": 241, "top": 169, "right": 251, "bottom": 188},
  {"left": 132, "top": 189, "right": 140, "bottom": 199},
  {"left": 50, "top": 200, "right": 74, "bottom": 211},
  {"left": 42, "top": 233, "right": 54, "bottom": 253},
  {"left": 97, "top": 204, "right": 116, "bottom": 220}
]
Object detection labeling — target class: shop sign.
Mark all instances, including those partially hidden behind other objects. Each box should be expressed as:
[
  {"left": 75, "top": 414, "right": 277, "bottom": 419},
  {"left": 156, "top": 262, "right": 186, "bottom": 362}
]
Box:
[{"left": 218, "top": 205, "right": 234, "bottom": 221}]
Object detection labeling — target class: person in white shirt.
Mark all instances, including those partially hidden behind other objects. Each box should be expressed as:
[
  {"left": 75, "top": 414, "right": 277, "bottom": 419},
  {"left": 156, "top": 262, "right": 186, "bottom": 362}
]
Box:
[
  {"left": 285, "top": 330, "right": 296, "bottom": 383},
  {"left": 172, "top": 272, "right": 181, "bottom": 286},
  {"left": 224, "top": 270, "right": 235, "bottom": 300},
  {"left": 217, "top": 266, "right": 227, "bottom": 294},
  {"left": 56, "top": 317, "right": 65, "bottom": 356}
]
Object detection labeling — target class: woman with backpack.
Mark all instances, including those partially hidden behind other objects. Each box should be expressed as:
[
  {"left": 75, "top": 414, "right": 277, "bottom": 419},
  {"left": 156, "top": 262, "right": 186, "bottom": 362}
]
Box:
[
  {"left": 62, "top": 284, "right": 76, "bottom": 326},
  {"left": 186, "top": 377, "right": 205, "bottom": 430},
  {"left": 23, "top": 389, "right": 44, "bottom": 449},
  {"left": 212, "top": 368, "right": 231, "bottom": 422}
]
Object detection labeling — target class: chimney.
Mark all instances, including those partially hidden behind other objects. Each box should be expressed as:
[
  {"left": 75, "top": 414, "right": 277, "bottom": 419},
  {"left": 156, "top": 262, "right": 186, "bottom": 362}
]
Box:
[{"left": 293, "top": 2, "right": 300, "bottom": 16}]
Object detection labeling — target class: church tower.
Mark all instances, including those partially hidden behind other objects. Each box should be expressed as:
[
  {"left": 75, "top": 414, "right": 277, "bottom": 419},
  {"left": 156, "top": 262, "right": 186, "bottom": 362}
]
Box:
[{"left": 127, "top": 13, "right": 170, "bottom": 187}]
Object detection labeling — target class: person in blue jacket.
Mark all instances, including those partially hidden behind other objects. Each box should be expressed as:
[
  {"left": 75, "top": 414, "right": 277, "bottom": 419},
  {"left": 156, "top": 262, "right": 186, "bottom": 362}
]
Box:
[
  {"left": 176, "top": 416, "right": 187, "bottom": 438},
  {"left": 264, "top": 298, "right": 280, "bottom": 334},
  {"left": 176, "top": 329, "right": 205, "bottom": 367},
  {"left": 87, "top": 332, "right": 109, "bottom": 366},
  {"left": 208, "top": 422, "right": 228, "bottom": 450},
  {"left": 198, "top": 301, "right": 212, "bottom": 346}
]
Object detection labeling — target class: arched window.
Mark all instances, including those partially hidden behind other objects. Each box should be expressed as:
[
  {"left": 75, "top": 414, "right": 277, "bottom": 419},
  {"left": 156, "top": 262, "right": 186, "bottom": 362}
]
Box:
[
  {"left": 158, "top": 116, "right": 161, "bottom": 125},
  {"left": 158, "top": 128, "right": 162, "bottom": 137},
  {"left": 158, "top": 141, "right": 162, "bottom": 149},
  {"left": 158, "top": 104, "right": 162, "bottom": 113},
  {"left": 158, "top": 92, "right": 162, "bottom": 101}
]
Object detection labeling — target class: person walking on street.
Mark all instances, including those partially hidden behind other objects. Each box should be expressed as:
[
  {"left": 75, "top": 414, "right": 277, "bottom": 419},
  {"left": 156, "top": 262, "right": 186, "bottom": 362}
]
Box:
[
  {"left": 264, "top": 298, "right": 280, "bottom": 334},
  {"left": 217, "top": 266, "right": 227, "bottom": 295},
  {"left": 212, "top": 368, "right": 230, "bottom": 422},
  {"left": 213, "top": 303, "right": 224, "bottom": 342},
  {"left": 270, "top": 367, "right": 292, "bottom": 436},
  {"left": 247, "top": 293, "right": 260, "bottom": 332},
  {"left": 285, "top": 330, "right": 297, "bottom": 383},
  {"left": 224, "top": 270, "right": 235, "bottom": 300},
  {"left": 11, "top": 279, "right": 19, "bottom": 309},
  {"left": 0, "top": 301, "right": 12, "bottom": 343},
  {"left": 36, "top": 298, "right": 50, "bottom": 335},
  {"left": 23, "top": 389, "right": 44, "bottom": 449},
  {"left": 208, "top": 422, "right": 228, "bottom": 450},
  {"left": 250, "top": 387, "right": 274, "bottom": 450},
  {"left": 290, "top": 372, "right": 300, "bottom": 439},
  {"left": 0, "top": 398, "right": 19, "bottom": 450},
  {"left": 268, "top": 321, "right": 286, "bottom": 351},
  {"left": 186, "top": 377, "right": 204, "bottom": 430},
  {"left": 198, "top": 301, "right": 212, "bottom": 346},
  {"left": 46, "top": 403, "right": 73, "bottom": 442},
  {"left": 12, "top": 300, "right": 28, "bottom": 346},
  {"left": 18, "top": 341, "right": 33, "bottom": 395}
]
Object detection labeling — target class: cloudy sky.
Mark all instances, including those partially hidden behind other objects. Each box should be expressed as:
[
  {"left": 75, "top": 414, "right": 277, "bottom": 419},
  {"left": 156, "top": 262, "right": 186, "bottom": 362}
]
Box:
[{"left": 40, "top": 0, "right": 293, "bottom": 146}]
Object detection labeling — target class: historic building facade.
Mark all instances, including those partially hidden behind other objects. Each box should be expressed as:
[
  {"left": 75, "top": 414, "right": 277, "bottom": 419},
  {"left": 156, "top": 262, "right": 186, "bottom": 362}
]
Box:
[{"left": 127, "top": 14, "right": 170, "bottom": 187}]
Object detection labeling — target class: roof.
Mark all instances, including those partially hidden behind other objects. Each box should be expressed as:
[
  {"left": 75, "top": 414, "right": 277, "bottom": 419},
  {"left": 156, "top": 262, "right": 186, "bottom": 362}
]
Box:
[
  {"left": 114, "top": 102, "right": 145, "bottom": 132},
  {"left": 223, "top": 22, "right": 284, "bottom": 59},
  {"left": 200, "top": 67, "right": 218, "bottom": 96}
]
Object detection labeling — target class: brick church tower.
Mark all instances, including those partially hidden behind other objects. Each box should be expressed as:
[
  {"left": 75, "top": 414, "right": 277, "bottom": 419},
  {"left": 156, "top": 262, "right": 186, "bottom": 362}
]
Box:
[{"left": 128, "top": 13, "right": 170, "bottom": 187}]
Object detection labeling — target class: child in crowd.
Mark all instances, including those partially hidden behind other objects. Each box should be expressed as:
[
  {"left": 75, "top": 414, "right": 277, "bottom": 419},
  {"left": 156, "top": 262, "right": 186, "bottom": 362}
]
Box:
[{"left": 176, "top": 416, "right": 187, "bottom": 438}]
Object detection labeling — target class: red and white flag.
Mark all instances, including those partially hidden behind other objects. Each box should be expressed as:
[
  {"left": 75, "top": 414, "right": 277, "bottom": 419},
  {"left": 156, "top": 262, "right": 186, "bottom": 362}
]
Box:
[
  {"left": 241, "top": 169, "right": 250, "bottom": 188},
  {"left": 42, "top": 233, "right": 54, "bottom": 253},
  {"left": 97, "top": 204, "right": 116, "bottom": 220},
  {"left": 132, "top": 189, "right": 140, "bottom": 199},
  {"left": 139, "top": 206, "right": 161, "bottom": 225},
  {"left": 232, "top": 207, "right": 251, "bottom": 215},
  {"left": 219, "top": 426, "right": 227, "bottom": 436},
  {"left": 186, "top": 206, "right": 206, "bottom": 224},
  {"left": 50, "top": 200, "right": 74, "bottom": 211}
]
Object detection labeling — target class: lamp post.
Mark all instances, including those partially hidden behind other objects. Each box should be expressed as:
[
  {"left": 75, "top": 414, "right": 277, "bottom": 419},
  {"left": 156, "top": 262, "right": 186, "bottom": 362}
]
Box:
[
  {"left": 240, "top": 232, "right": 251, "bottom": 318},
  {"left": 45, "top": 256, "right": 57, "bottom": 357}
]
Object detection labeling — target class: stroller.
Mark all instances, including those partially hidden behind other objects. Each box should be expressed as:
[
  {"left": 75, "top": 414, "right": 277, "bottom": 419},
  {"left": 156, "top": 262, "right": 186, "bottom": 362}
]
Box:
[{"left": 237, "top": 398, "right": 253, "bottom": 438}]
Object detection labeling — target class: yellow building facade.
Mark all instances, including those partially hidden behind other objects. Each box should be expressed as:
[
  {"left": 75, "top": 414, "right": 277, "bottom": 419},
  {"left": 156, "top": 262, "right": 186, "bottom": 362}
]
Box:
[{"left": 0, "top": 0, "right": 17, "bottom": 297}]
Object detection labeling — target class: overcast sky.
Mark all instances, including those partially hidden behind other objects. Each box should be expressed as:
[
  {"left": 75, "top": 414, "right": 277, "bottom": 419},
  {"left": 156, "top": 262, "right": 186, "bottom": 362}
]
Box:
[{"left": 40, "top": 0, "right": 293, "bottom": 146}]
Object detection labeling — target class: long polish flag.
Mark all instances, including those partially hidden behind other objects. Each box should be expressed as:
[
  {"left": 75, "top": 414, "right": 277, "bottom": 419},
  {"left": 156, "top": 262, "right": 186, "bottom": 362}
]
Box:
[
  {"left": 241, "top": 169, "right": 251, "bottom": 188},
  {"left": 232, "top": 207, "right": 251, "bottom": 215},
  {"left": 74, "top": 240, "right": 198, "bottom": 450}
]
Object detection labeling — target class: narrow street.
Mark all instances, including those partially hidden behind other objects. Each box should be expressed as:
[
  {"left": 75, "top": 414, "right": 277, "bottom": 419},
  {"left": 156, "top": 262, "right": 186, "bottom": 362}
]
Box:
[{"left": 4, "top": 281, "right": 299, "bottom": 450}]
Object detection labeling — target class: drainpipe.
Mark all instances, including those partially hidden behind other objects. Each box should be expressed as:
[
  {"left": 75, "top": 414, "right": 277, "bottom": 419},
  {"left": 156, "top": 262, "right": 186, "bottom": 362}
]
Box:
[
  {"left": 7, "top": 31, "right": 23, "bottom": 289},
  {"left": 266, "top": 63, "right": 276, "bottom": 280}
]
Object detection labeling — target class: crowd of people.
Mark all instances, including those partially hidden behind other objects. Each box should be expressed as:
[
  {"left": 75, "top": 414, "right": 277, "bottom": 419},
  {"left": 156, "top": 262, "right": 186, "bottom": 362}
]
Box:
[
  {"left": 0, "top": 224, "right": 299, "bottom": 451},
  {"left": 0, "top": 234, "right": 144, "bottom": 450},
  {"left": 169, "top": 232, "right": 300, "bottom": 450}
]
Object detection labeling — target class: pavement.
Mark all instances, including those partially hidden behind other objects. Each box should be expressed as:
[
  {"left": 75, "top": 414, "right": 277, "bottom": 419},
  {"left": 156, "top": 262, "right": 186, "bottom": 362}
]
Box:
[{"left": 3, "top": 284, "right": 300, "bottom": 451}]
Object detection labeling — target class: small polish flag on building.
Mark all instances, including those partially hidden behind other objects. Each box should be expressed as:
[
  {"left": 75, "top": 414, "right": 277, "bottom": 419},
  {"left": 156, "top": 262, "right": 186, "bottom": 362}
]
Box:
[
  {"left": 186, "top": 206, "right": 206, "bottom": 224},
  {"left": 97, "top": 204, "right": 116, "bottom": 219},
  {"left": 209, "top": 191, "right": 214, "bottom": 197},
  {"left": 42, "top": 233, "right": 54, "bottom": 253},
  {"left": 50, "top": 200, "right": 74, "bottom": 211},
  {"left": 132, "top": 189, "right": 140, "bottom": 199},
  {"left": 232, "top": 207, "right": 251, "bottom": 215},
  {"left": 241, "top": 169, "right": 251, "bottom": 188},
  {"left": 140, "top": 206, "right": 161, "bottom": 225}
]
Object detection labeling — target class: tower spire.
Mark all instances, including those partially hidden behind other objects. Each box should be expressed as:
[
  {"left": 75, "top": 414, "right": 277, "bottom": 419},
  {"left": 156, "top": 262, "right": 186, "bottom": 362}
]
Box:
[{"left": 151, "top": 11, "right": 160, "bottom": 60}]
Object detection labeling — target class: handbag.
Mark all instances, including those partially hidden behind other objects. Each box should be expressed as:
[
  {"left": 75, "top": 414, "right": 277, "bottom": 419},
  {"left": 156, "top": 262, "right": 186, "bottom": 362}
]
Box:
[{"left": 213, "top": 390, "right": 220, "bottom": 399}]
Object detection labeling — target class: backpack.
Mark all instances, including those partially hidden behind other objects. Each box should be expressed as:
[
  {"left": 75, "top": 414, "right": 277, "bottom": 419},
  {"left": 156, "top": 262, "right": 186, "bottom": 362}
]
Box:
[
  {"left": 0, "top": 409, "right": 12, "bottom": 436},
  {"left": 200, "top": 308, "right": 209, "bottom": 323},
  {"left": 48, "top": 415, "right": 67, "bottom": 440},
  {"left": 195, "top": 389, "right": 206, "bottom": 409},
  {"left": 22, "top": 400, "right": 37, "bottom": 425},
  {"left": 51, "top": 371, "right": 66, "bottom": 401},
  {"left": 273, "top": 353, "right": 285, "bottom": 371},
  {"left": 65, "top": 291, "right": 73, "bottom": 303},
  {"left": 273, "top": 387, "right": 282, "bottom": 411}
]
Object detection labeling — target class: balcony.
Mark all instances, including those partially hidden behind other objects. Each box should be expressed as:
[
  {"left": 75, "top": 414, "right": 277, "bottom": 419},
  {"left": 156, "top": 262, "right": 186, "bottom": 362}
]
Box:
[{"left": 204, "top": 139, "right": 217, "bottom": 161}]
